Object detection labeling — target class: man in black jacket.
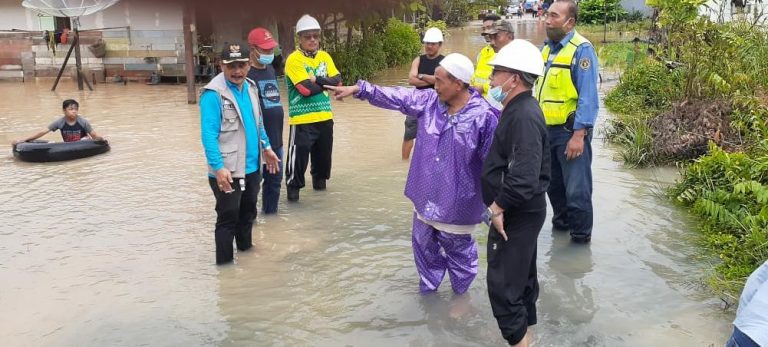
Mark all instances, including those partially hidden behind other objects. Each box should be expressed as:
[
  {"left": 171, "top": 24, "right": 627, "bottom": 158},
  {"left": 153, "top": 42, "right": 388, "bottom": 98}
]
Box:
[{"left": 480, "top": 40, "right": 549, "bottom": 347}]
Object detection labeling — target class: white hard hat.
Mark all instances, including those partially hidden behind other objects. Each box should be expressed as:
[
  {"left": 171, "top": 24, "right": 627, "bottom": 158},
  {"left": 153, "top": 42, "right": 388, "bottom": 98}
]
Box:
[
  {"left": 423, "top": 27, "right": 444, "bottom": 43},
  {"left": 438, "top": 53, "right": 474, "bottom": 84},
  {"left": 488, "top": 39, "right": 544, "bottom": 76},
  {"left": 296, "top": 14, "right": 321, "bottom": 33}
]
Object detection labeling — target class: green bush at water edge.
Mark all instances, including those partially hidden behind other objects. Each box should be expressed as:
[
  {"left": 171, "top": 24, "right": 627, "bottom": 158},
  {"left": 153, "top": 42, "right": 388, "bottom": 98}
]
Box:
[
  {"left": 602, "top": 19, "right": 768, "bottom": 301},
  {"left": 329, "top": 18, "right": 422, "bottom": 85}
]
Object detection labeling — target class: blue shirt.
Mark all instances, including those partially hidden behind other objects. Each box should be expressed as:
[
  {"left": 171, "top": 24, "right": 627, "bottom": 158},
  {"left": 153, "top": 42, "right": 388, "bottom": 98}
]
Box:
[
  {"left": 734, "top": 261, "right": 768, "bottom": 345},
  {"left": 543, "top": 30, "right": 600, "bottom": 130},
  {"left": 200, "top": 79, "right": 271, "bottom": 175}
]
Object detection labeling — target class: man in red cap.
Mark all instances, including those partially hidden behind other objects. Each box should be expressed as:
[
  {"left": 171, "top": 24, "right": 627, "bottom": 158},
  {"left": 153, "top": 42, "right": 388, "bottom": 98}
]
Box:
[{"left": 247, "top": 27, "right": 285, "bottom": 214}]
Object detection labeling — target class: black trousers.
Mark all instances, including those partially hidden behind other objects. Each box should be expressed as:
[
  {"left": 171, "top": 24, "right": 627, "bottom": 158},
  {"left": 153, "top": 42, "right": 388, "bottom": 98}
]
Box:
[
  {"left": 208, "top": 172, "right": 261, "bottom": 264},
  {"left": 487, "top": 194, "right": 546, "bottom": 345},
  {"left": 285, "top": 119, "right": 334, "bottom": 190}
]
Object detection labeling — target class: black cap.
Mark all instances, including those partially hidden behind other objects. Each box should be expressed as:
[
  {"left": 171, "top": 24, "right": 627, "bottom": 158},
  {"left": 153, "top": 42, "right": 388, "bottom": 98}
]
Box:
[{"left": 220, "top": 42, "right": 250, "bottom": 64}]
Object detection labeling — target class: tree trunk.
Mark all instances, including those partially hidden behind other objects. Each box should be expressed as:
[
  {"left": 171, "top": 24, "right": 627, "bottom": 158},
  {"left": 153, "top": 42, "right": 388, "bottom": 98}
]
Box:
[{"left": 346, "top": 25, "right": 353, "bottom": 50}]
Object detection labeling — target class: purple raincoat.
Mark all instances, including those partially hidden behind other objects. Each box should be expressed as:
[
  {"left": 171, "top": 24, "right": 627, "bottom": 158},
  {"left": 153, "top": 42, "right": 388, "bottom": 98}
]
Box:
[{"left": 355, "top": 80, "right": 499, "bottom": 225}]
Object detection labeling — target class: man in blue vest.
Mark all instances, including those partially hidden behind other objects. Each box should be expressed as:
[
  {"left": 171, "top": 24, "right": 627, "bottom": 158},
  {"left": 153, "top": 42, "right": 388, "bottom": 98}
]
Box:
[{"left": 536, "top": 0, "right": 599, "bottom": 244}]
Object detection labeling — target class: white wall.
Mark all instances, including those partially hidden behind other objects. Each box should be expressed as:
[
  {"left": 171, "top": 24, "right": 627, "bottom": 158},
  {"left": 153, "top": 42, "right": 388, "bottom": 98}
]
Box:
[
  {"left": 701, "top": 0, "right": 768, "bottom": 23},
  {"left": 0, "top": 0, "right": 183, "bottom": 31},
  {"left": 0, "top": 0, "right": 47, "bottom": 31},
  {"left": 79, "top": 1, "right": 183, "bottom": 31}
]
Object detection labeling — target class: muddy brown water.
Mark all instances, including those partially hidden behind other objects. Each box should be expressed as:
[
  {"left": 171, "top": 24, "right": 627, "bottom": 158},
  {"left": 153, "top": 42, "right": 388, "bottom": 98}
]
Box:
[{"left": 0, "top": 20, "right": 732, "bottom": 346}]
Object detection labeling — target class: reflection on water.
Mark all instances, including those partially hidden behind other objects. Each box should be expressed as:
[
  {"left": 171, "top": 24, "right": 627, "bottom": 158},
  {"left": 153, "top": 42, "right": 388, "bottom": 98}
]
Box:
[{"left": 0, "top": 19, "right": 731, "bottom": 346}]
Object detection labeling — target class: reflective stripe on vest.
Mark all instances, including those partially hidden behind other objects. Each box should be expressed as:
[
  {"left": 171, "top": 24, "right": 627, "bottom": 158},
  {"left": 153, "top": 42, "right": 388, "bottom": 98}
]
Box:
[{"left": 536, "top": 32, "right": 590, "bottom": 126}]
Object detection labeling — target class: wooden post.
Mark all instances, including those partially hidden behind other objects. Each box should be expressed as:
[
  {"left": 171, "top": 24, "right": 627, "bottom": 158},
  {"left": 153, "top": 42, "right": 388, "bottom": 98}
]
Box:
[
  {"left": 51, "top": 39, "right": 76, "bottom": 91},
  {"left": 74, "top": 28, "right": 85, "bottom": 90},
  {"left": 183, "top": 3, "right": 197, "bottom": 104}
]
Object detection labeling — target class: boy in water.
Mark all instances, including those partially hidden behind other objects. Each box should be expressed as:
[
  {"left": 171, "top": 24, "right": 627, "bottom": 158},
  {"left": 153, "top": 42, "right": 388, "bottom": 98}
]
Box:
[{"left": 12, "top": 99, "right": 105, "bottom": 144}]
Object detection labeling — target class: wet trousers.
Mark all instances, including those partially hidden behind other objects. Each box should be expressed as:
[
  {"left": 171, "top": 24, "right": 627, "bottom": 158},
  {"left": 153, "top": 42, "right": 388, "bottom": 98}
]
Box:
[
  {"left": 487, "top": 194, "right": 546, "bottom": 345},
  {"left": 412, "top": 215, "right": 478, "bottom": 294},
  {"left": 261, "top": 146, "right": 283, "bottom": 214},
  {"left": 285, "top": 120, "right": 333, "bottom": 190},
  {"left": 208, "top": 171, "right": 261, "bottom": 265},
  {"left": 548, "top": 126, "right": 594, "bottom": 240}
]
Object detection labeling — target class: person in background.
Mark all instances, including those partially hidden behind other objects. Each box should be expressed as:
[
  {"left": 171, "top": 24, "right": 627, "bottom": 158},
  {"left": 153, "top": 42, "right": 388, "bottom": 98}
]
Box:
[
  {"left": 247, "top": 27, "right": 285, "bottom": 214},
  {"left": 284, "top": 14, "right": 342, "bottom": 202},
  {"left": 404, "top": 27, "right": 445, "bottom": 160},
  {"left": 471, "top": 14, "right": 501, "bottom": 98},
  {"left": 481, "top": 20, "right": 516, "bottom": 109},
  {"left": 12, "top": 99, "right": 106, "bottom": 145},
  {"left": 537, "top": 0, "right": 600, "bottom": 244}
]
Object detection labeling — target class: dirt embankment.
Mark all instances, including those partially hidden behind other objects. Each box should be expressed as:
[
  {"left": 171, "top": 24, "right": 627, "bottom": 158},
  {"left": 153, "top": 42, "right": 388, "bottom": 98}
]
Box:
[{"left": 649, "top": 100, "right": 742, "bottom": 161}]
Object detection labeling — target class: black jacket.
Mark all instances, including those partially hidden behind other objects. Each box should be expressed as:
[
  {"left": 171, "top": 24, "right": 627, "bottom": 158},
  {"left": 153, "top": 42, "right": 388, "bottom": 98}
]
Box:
[{"left": 481, "top": 91, "right": 550, "bottom": 210}]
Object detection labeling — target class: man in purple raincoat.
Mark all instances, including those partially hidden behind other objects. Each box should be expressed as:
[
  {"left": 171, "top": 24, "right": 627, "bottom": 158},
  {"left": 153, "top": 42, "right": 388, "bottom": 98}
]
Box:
[{"left": 328, "top": 53, "right": 499, "bottom": 294}]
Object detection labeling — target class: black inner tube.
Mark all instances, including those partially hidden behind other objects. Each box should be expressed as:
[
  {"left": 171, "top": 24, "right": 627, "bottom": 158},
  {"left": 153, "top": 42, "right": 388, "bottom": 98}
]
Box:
[{"left": 13, "top": 139, "right": 110, "bottom": 162}]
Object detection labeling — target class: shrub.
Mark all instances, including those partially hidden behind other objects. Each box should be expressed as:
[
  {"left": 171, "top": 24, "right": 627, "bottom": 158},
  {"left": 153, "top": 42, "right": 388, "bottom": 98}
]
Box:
[
  {"left": 329, "top": 18, "right": 421, "bottom": 84},
  {"left": 605, "top": 59, "right": 684, "bottom": 115},
  {"left": 578, "top": 0, "right": 628, "bottom": 24},
  {"left": 670, "top": 144, "right": 768, "bottom": 302},
  {"left": 382, "top": 18, "right": 422, "bottom": 68}
]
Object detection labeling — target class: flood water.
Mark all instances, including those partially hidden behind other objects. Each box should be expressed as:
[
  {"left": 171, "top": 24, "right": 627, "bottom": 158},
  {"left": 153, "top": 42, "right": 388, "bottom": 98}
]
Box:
[{"left": 0, "top": 20, "right": 733, "bottom": 346}]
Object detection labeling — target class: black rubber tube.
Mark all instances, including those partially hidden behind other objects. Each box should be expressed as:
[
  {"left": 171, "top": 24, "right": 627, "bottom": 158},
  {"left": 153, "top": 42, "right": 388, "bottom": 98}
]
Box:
[{"left": 12, "top": 139, "right": 110, "bottom": 162}]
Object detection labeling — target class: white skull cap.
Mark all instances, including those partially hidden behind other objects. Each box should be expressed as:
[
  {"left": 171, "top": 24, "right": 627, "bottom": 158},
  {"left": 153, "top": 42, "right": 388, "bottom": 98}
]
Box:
[{"left": 438, "top": 53, "right": 474, "bottom": 84}]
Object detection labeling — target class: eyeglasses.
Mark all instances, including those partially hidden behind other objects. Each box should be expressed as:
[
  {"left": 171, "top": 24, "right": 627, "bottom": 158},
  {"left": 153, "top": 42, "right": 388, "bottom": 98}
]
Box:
[
  {"left": 491, "top": 68, "right": 515, "bottom": 77},
  {"left": 300, "top": 33, "right": 320, "bottom": 40}
]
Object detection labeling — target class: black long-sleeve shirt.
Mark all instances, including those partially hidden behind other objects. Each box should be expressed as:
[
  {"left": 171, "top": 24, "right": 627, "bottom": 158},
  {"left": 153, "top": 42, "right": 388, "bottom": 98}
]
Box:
[{"left": 481, "top": 90, "right": 550, "bottom": 210}]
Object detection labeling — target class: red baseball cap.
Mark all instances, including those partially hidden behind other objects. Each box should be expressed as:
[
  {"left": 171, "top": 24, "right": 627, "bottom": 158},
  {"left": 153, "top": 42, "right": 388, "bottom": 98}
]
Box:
[{"left": 247, "top": 28, "right": 278, "bottom": 50}]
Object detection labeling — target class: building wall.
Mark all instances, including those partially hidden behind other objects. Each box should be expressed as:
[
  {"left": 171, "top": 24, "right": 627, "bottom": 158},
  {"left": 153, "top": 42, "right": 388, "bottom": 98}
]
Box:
[
  {"left": 701, "top": 0, "right": 768, "bottom": 23},
  {"left": 0, "top": 1, "right": 39, "bottom": 31},
  {"left": 620, "top": 0, "right": 654, "bottom": 16},
  {"left": 0, "top": 0, "right": 185, "bottom": 81}
]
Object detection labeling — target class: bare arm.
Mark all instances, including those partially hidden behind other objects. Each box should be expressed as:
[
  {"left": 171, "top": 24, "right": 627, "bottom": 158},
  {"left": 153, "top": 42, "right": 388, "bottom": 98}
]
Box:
[
  {"left": 88, "top": 130, "right": 105, "bottom": 141},
  {"left": 12, "top": 129, "right": 50, "bottom": 145},
  {"left": 407, "top": 57, "right": 432, "bottom": 88}
]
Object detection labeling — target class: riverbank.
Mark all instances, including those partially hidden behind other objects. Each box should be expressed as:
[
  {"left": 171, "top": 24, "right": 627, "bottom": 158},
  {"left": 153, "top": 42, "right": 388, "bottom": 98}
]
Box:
[{"left": 600, "top": 18, "right": 768, "bottom": 303}]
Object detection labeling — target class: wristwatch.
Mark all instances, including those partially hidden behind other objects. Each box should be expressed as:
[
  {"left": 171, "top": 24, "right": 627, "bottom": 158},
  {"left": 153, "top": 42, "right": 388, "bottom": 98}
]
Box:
[
  {"left": 487, "top": 207, "right": 502, "bottom": 218},
  {"left": 417, "top": 73, "right": 424, "bottom": 80}
]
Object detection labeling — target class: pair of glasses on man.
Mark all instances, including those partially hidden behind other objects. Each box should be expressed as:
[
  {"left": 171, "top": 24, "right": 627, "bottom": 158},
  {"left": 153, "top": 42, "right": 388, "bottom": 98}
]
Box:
[
  {"left": 300, "top": 33, "right": 320, "bottom": 40},
  {"left": 491, "top": 68, "right": 515, "bottom": 77}
]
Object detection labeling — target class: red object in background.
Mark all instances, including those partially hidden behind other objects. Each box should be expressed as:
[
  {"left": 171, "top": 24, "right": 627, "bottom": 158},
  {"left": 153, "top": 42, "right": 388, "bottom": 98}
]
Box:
[{"left": 61, "top": 28, "right": 70, "bottom": 44}]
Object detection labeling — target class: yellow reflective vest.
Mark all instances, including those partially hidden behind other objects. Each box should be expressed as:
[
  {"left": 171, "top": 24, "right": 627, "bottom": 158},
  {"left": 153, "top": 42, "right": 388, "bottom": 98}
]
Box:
[
  {"left": 472, "top": 45, "right": 495, "bottom": 96},
  {"left": 536, "top": 32, "right": 590, "bottom": 126}
]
